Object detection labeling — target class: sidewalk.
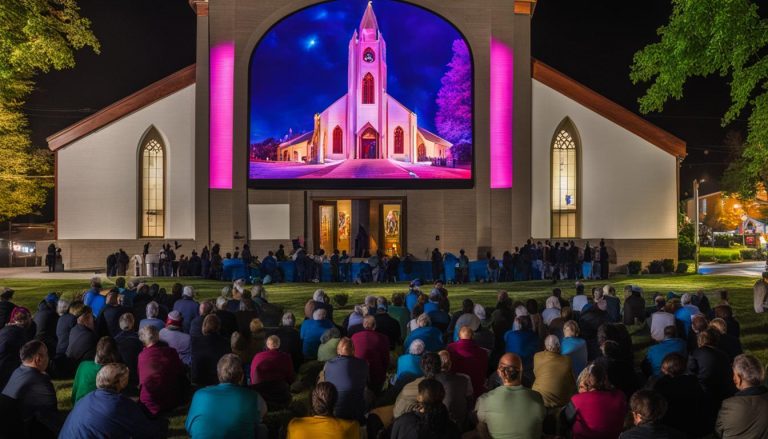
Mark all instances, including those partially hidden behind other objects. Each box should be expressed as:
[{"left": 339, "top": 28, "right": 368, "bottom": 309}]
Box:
[{"left": 0, "top": 266, "right": 102, "bottom": 280}]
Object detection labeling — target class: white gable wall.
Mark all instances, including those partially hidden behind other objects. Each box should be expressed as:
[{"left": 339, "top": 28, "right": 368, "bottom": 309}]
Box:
[
  {"left": 57, "top": 85, "right": 196, "bottom": 239},
  {"left": 531, "top": 79, "right": 678, "bottom": 240}
]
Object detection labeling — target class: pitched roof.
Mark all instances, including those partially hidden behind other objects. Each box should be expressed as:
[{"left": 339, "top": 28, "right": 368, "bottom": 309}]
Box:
[
  {"left": 532, "top": 59, "right": 686, "bottom": 158},
  {"left": 417, "top": 127, "right": 452, "bottom": 146},
  {"left": 279, "top": 131, "right": 313, "bottom": 147},
  {"left": 47, "top": 65, "right": 196, "bottom": 151}
]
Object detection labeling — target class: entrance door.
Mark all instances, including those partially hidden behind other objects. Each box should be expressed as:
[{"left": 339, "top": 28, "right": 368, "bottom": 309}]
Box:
[
  {"left": 417, "top": 143, "right": 427, "bottom": 161},
  {"left": 361, "top": 128, "right": 378, "bottom": 159}
]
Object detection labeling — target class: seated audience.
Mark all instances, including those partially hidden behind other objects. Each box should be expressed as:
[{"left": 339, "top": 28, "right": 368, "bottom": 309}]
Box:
[
  {"left": 83, "top": 277, "right": 105, "bottom": 318},
  {"left": 300, "top": 309, "right": 334, "bottom": 359},
  {"left": 532, "top": 335, "right": 576, "bottom": 408},
  {"left": 0, "top": 288, "right": 17, "bottom": 327},
  {"left": 71, "top": 336, "right": 119, "bottom": 404},
  {"left": 2, "top": 340, "right": 61, "bottom": 437},
  {"left": 60, "top": 363, "right": 167, "bottom": 438},
  {"left": 269, "top": 312, "right": 303, "bottom": 370},
  {"left": 33, "top": 293, "right": 59, "bottom": 355},
  {"left": 317, "top": 327, "right": 341, "bottom": 362},
  {"left": 623, "top": 285, "right": 646, "bottom": 326},
  {"left": 473, "top": 353, "right": 545, "bottom": 439},
  {"left": 66, "top": 309, "right": 98, "bottom": 366},
  {"left": 447, "top": 326, "right": 489, "bottom": 399},
  {"left": 54, "top": 300, "right": 78, "bottom": 375},
  {"left": 139, "top": 301, "right": 165, "bottom": 331},
  {"left": 620, "top": 389, "right": 684, "bottom": 439},
  {"left": 404, "top": 313, "right": 444, "bottom": 353},
  {"left": 687, "top": 314, "right": 709, "bottom": 352},
  {"left": 186, "top": 353, "right": 267, "bottom": 439},
  {"left": 642, "top": 325, "right": 687, "bottom": 377},
  {"left": 137, "top": 325, "right": 188, "bottom": 415},
  {"left": 214, "top": 297, "right": 239, "bottom": 339},
  {"left": 542, "top": 296, "right": 561, "bottom": 326},
  {"left": 563, "top": 363, "right": 627, "bottom": 439},
  {"left": 503, "top": 315, "right": 539, "bottom": 378},
  {"left": 713, "top": 304, "right": 740, "bottom": 338},
  {"left": 688, "top": 328, "right": 735, "bottom": 404},
  {"left": 388, "top": 293, "right": 410, "bottom": 339},
  {"left": 579, "top": 300, "right": 609, "bottom": 360},
  {"left": 396, "top": 339, "right": 425, "bottom": 382},
  {"left": 250, "top": 335, "right": 294, "bottom": 406},
  {"left": 561, "top": 320, "right": 588, "bottom": 378},
  {"left": 235, "top": 298, "right": 261, "bottom": 338},
  {"left": 96, "top": 290, "right": 130, "bottom": 337},
  {"left": 391, "top": 378, "right": 460, "bottom": 439},
  {"left": 373, "top": 297, "right": 401, "bottom": 349},
  {"left": 603, "top": 285, "right": 622, "bottom": 323},
  {"left": 594, "top": 340, "right": 639, "bottom": 400},
  {"left": 716, "top": 354, "right": 768, "bottom": 438},
  {"left": 648, "top": 352, "right": 715, "bottom": 438},
  {"left": 286, "top": 381, "right": 359, "bottom": 439},
  {"left": 675, "top": 297, "right": 697, "bottom": 338},
  {"left": 172, "top": 286, "right": 200, "bottom": 333},
  {"left": 159, "top": 310, "right": 192, "bottom": 366},
  {"left": 320, "top": 337, "right": 369, "bottom": 423},
  {"left": 394, "top": 352, "right": 443, "bottom": 418},
  {"left": 114, "top": 312, "right": 143, "bottom": 390},
  {"left": 191, "top": 314, "right": 231, "bottom": 387},
  {"left": 351, "top": 315, "right": 390, "bottom": 391},
  {"left": 0, "top": 307, "right": 33, "bottom": 389}
]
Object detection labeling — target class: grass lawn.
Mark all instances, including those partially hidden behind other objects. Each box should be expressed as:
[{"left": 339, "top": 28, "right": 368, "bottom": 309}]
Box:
[
  {"left": 1, "top": 273, "right": 765, "bottom": 438},
  {"left": 698, "top": 245, "right": 745, "bottom": 262}
]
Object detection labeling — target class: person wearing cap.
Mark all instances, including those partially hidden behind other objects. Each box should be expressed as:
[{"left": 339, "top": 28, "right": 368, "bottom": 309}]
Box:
[
  {"left": 172, "top": 286, "right": 199, "bottom": 333},
  {"left": 33, "top": 293, "right": 60, "bottom": 355},
  {"left": 159, "top": 310, "right": 192, "bottom": 366},
  {"left": 351, "top": 315, "right": 389, "bottom": 391},
  {"left": 0, "top": 306, "right": 33, "bottom": 388},
  {"left": 83, "top": 277, "right": 106, "bottom": 318},
  {"left": 373, "top": 297, "right": 401, "bottom": 349},
  {"left": 447, "top": 326, "right": 489, "bottom": 399},
  {"left": 0, "top": 288, "right": 16, "bottom": 328},
  {"left": 753, "top": 271, "right": 768, "bottom": 313},
  {"left": 137, "top": 325, "right": 188, "bottom": 415}
]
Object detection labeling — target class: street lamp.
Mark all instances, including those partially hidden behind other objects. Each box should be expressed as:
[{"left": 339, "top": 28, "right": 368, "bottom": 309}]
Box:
[{"left": 693, "top": 179, "right": 705, "bottom": 274}]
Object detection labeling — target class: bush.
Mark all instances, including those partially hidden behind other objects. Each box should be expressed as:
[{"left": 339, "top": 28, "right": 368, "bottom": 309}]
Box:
[
  {"left": 730, "top": 253, "right": 742, "bottom": 262},
  {"left": 740, "top": 248, "right": 758, "bottom": 260},
  {"left": 699, "top": 254, "right": 717, "bottom": 262},
  {"left": 675, "top": 262, "right": 689, "bottom": 274},
  {"left": 648, "top": 260, "right": 665, "bottom": 274},
  {"left": 678, "top": 223, "right": 696, "bottom": 260},
  {"left": 627, "top": 260, "right": 642, "bottom": 275},
  {"left": 714, "top": 234, "right": 737, "bottom": 248},
  {"left": 332, "top": 293, "right": 349, "bottom": 308},
  {"left": 662, "top": 259, "right": 675, "bottom": 273}
]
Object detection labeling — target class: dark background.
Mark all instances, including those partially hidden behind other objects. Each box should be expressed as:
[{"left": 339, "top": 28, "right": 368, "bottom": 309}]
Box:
[{"left": 24, "top": 0, "right": 755, "bottom": 222}]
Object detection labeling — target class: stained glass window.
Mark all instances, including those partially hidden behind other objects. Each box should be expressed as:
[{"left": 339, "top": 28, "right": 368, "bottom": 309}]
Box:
[
  {"left": 551, "top": 119, "right": 578, "bottom": 238},
  {"left": 140, "top": 130, "right": 165, "bottom": 238}
]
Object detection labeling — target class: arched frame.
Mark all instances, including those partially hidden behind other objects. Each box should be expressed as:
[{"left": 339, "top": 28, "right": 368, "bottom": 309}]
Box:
[
  {"left": 362, "top": 72, "right": 375, "bottom": 104},
  {"left": 137, "top": 126, "right": 166, "bottom": 238},
  {"left": 550, "top": 117, "right": 581, "bottom": 239},
  {"left": 244, "top": 0, "right": 477, "bottom": 190}
]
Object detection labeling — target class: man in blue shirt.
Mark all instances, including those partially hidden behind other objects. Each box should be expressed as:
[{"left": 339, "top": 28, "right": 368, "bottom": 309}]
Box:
[
  {"left": 405, "top": 285, "right": 421, "bottom": 312},
  {"left": 83, "top": 277, "right": 105, "bottom": 317},
  {"left": 60, "top": 363, "right": 167, "bottom": 438},
  {"left": 172, "top": 286, "right": 200, "bottom": 333},
  {"left": 186, "top": 354, "right": 265, "bottom": 438},
  {"left": 642, "top": 325, "right": 687, "bottom": 377},
  {"left": 321, "top": 337, "right": 369, "bottom": 423},
  {"left": 300, "top": 309, "right": 334, "bottom": 358},
  {"left": 504, "top": 315, "right": 539, "bottom": 373},
  {"left": 404, "top": 314, "right": 444, "bottom": 353}
]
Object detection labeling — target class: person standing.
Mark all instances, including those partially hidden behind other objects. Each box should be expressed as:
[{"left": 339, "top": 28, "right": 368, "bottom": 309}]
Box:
[
  {"left": 46, "top": 243, "right": 56, "bottom": 272},
  {"left": 599, "top": 240, "right": 610, "bottom": 280},
  {"left": 431, "top": 248, "right": 443, "bottom": 282},
  {"left": 582, "top": 242, "right": 593, "bottom": 280}
]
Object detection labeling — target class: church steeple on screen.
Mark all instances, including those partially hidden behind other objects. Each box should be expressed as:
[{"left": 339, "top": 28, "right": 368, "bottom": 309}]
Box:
[{"left": 247, "top": 0, "right": 474, "bottom": 189}]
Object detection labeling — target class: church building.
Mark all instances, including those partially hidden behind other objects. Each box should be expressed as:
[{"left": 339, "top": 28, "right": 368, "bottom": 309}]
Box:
[{"left": 45, "top": 0, "right": 685, "bottom": 271}]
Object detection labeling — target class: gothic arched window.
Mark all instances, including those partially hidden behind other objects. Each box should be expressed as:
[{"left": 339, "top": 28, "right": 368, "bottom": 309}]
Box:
[
  {"left": 394, "top": 127, "right": 404, "bottom": 154},
  {"left": 362, "top": 73, "right": 374, "bottom": 104},
  {"left": 551, "top": 118, "right": 579, "bottom": 238},
  {"left": 333, "top": 126, "right": 343, "bottom": 154},
  {"left": 139, "top": 127, "right": 165, "bottom": 238}
]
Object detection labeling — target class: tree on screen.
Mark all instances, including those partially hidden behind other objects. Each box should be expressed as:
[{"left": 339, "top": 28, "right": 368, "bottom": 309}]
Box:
[{"left": 436, "top": 39, "right": 472, "bottom": 161}]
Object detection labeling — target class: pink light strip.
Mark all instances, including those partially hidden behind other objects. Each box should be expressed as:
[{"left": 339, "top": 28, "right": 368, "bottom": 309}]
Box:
[
  {"left": 490, "top": 38, "right": 513, "bottom": 189},
  {"left": 209, "top": 41, "right": 235, "bottom": 189}
]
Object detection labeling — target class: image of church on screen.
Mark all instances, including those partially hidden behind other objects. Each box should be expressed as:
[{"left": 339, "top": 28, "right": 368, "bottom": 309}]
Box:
[{"left": 249, "top": 2, "right": 471, "bottom": 180}]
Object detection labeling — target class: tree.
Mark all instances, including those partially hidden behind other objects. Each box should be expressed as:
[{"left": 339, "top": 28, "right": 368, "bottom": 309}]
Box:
[
  {"left": 435, "top": 39, "right": 472, "bottom": 156},
  {"left": 0, "top": 0, "right": 99, "bottom": 222},
  {"left": 630, "top": 0, "right": 768, "bottom": 198}
]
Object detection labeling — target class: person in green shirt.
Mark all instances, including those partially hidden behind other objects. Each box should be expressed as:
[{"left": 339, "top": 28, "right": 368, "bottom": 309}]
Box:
[
  {"left": 71, "top": 336, "right": 120, "bottom": 404},
  {"left": 186, "top": 353, "right": 267, "bottom": 438},
  {"left": 474, "top": 353, "right": 545, "bottom": 439},
  {"left": 317, "top": 327, "right": 341, "bottom": 362},
  {"left": 388, "top": 293, "right": 410, "bottom": 342}
]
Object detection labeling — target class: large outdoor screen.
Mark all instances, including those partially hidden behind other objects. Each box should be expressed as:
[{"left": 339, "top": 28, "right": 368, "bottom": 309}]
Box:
[{"left": 248, "top": 0, "right": 473, "bottom": 189}]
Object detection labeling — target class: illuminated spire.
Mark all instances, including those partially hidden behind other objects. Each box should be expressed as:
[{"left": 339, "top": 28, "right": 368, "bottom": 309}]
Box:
[{"left": 359, "top": 1, "right": 379, "bottom": 34}]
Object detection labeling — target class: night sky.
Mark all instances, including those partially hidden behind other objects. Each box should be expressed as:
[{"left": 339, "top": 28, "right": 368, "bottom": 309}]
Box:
[
  {"left": 249, "top": 0, "right": 465, "bottom": 143},
  {"left": 25, "top": 0, "right": 761, "bottom": 221}
]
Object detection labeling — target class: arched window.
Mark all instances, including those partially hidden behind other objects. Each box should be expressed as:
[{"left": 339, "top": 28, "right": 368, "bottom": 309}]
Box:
[
  {"left": 333, "top": 126, "right": 343, "bottom": 154},
  {"left": 551, "top": 118, "right": 579, "bottom": 238},
  {"left": 394, "top": 126, "right": 404, "bottom": 154},
  {"left": 139, "top": 127, "right": 165, "bottom": 238},
  {"left": 362, "top": 73, "right": 374, "bottom": 104}
]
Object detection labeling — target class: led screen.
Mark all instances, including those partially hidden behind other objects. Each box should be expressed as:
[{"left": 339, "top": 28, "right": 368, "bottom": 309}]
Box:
[{"left": 248, "top": 0, "right": 473, "bottom": 189}]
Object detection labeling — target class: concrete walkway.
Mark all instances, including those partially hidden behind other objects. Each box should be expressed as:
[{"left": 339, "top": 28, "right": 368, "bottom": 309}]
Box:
[
  {"left": 0, "top": 266, "right": 102, "bottom": 280},
  {"left": 698, "top": 261, "right": 767, "bottom": 277}
]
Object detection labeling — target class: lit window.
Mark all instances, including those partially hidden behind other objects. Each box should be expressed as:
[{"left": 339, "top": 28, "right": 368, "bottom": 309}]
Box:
[
  {"left": 333, "top": 126, "right": 343, "bottom": 154},
  {"left": 551, "top": 119, "right": 578, "bottom": 238},
  {"left": 394, "top": 127, "right": 404, "bottom": 154},
  {"left": 362, "top": 73, "right": 374, "bottom": 104},
  {"left": 140, "top": 128, "right": 165, "bottom": 238}
]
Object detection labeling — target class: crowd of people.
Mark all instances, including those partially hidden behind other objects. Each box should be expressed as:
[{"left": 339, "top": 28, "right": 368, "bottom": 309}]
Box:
[{"left": 0, "top": 273, "right": 766, "bottom": 438}]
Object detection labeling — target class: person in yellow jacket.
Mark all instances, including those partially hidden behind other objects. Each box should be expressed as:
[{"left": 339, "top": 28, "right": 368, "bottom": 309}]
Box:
[{"left": 287, "top": 381, "right": 360, "bottom": 439}]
